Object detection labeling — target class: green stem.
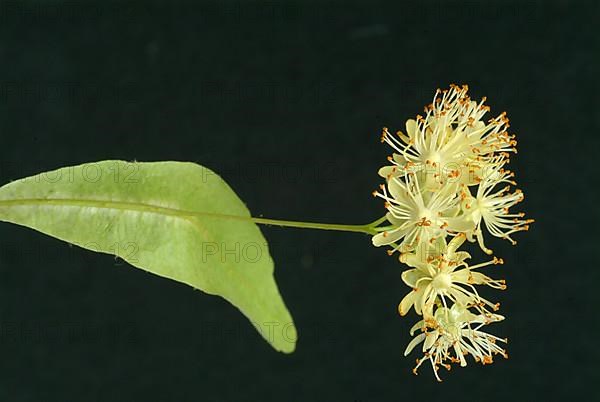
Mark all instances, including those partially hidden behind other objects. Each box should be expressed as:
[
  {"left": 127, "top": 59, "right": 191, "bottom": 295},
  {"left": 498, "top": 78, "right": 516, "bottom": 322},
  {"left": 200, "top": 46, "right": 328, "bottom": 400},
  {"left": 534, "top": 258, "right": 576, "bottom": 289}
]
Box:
[
  {"left": 249, "top": 216, "right": 377, "bottom": 235},
  {"left": 0, "top": 198, "right": 382, "bottom": 235}
]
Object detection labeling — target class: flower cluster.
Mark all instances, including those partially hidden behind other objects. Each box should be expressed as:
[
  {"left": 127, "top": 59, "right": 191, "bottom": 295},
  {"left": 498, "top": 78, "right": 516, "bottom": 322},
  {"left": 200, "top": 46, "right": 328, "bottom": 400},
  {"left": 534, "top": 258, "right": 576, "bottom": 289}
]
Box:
[{"left": 372, "top": 84, "right": 532, "bottom": 381}]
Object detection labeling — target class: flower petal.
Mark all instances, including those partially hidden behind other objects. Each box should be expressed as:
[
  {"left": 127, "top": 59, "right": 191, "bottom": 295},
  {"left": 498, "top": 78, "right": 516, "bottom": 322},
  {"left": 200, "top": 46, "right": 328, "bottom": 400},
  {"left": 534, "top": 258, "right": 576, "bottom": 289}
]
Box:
[
  {"left": 410, "top": 319, "right": 425, "bottom": 336},
  {"left": 388, "top": 177, "right": 409, "bottom": 201},
  {"left": 405, "top": 119, "right": 417, "bottom": 140},
  {"left": 423, "top": 331, "right": 438, "bottom": 350},
  {"left": 416, "top": 285, "right": 432, "bottom": 316},
  {"left": 446, "top": 214, "right": 477, "bottom": 232},
  {"left": 401, "top": 268, "right": 426, "bottom": 288},
  {"left": 398, "top": 289, "right": 420, "bottom": 316},
  {"left": 400, "top": 252, "right": 429, "bottom": 271},
  {"left": 372, "top": 226, "right": 407, "bottom": 247},
  {"left": 386, "top": 211, "right": 406, "bottom": 226},
  {"left": 448, "top": 233, "right": 467, "bottom": 254},
  {"left": 404, "top": 332, "right": 426, "bottom": 356},
  {"left": 378, "top": 165, "right": 397, "bottom": 179}
]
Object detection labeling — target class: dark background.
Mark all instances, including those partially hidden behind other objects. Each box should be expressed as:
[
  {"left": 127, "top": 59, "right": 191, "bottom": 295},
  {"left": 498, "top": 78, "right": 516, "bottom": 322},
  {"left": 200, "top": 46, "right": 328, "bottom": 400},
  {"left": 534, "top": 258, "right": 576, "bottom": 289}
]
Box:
[{"left": 0, "top": 1, "right": 597, "bottom": 401}]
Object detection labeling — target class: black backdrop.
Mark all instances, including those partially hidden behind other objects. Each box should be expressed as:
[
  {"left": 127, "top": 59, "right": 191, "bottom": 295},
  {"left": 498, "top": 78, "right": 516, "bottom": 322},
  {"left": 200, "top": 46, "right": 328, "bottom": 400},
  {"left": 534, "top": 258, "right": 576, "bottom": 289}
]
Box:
[{"left": 0, "top": 1, "right": 597, "bottom": 401}]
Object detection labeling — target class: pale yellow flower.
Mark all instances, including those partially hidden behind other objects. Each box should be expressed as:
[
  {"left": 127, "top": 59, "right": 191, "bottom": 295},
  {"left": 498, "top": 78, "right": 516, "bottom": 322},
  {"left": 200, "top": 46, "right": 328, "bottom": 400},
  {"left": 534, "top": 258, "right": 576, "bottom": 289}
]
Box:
[
  {"left": 379, "top": 84, "right": 516, "bottom": 190},
  {"left": 373, "top": 84, "right": 531, "bottom": 381},
  {"left": 397, "top": 234, "right": 505, "bottom": 318},
  {"left": 456, "top": 157, "right": 534, "bottom": 254},
  {"left": 404, "top": 303, "right": 507, "bottom": 382},
  {"left": 371, "top": 172, "right": 459, "bottom": 253}
]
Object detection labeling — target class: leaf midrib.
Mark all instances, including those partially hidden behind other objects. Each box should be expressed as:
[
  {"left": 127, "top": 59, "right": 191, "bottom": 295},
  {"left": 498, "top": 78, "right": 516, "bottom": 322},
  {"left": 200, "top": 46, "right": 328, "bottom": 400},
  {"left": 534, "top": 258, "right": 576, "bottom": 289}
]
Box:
[{"left": 0, "top": 198, "right": 249, "bottom": 222}]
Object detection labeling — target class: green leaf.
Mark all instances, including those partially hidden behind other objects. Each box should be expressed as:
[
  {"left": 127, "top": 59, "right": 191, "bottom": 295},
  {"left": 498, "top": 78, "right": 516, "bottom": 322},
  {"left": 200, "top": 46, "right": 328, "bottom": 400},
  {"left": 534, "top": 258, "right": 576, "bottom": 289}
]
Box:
[{"left": 0, "top": 161, "right": 296, "bottom": 353}]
